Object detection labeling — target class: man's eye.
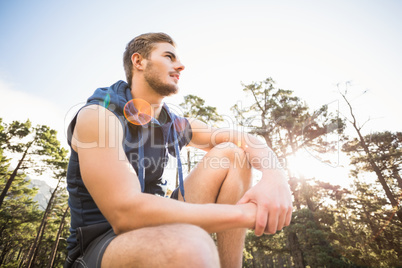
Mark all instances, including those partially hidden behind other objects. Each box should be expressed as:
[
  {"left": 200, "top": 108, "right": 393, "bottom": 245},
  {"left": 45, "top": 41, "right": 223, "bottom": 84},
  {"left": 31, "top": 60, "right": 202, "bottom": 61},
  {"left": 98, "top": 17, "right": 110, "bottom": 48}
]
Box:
[{"left": 166, "top": 55, "right": 172, "bottom": 60}]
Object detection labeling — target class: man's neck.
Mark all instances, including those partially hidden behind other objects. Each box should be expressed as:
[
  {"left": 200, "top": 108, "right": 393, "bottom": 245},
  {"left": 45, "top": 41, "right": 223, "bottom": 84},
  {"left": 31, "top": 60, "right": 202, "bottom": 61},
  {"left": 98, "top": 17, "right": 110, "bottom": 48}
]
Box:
[{"left": 130, "top": 79, "right": 164, "bottom": 119}]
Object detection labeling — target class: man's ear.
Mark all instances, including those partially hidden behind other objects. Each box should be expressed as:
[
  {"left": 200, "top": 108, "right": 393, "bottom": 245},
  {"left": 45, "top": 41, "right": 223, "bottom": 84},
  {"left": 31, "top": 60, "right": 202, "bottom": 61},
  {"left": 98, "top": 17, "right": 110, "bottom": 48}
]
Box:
[{"left": 131, "top": 53, "right": 145, "bottom": 71}]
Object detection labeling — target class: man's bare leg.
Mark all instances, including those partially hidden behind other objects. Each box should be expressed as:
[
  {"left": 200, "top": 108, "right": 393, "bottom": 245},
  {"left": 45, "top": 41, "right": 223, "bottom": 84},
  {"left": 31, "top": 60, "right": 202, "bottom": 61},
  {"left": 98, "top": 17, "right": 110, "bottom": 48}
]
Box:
[
  {"left": 178, "top": 142, "right": 252, "bottom": 268},
  {"left": 102, "top": 223, "right": 219, "bottom": 268},
  {"left": 102, "top": 142, "right": 251, "bottom": 268}
]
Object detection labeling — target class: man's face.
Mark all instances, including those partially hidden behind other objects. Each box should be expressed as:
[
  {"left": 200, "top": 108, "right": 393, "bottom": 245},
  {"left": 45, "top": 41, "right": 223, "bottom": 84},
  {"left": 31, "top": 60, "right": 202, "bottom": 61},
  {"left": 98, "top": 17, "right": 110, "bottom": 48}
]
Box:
[{"left": 143, "top": 43, "right": 185, "bottom": 97}]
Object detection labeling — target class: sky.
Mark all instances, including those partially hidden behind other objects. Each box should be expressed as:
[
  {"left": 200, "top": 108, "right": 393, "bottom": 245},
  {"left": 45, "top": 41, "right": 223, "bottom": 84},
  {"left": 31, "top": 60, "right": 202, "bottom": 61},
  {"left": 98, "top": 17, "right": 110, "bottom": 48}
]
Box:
[{"left": 0, "top": 0, "right": 401, "bottom": 188}]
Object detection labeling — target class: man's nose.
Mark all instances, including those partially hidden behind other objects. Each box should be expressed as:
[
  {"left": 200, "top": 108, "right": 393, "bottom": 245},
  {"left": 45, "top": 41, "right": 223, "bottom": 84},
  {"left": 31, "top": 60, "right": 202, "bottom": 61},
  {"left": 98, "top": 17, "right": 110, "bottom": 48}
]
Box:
[{"left": 175, "top": 61, "right": 185, "bottom": 72}]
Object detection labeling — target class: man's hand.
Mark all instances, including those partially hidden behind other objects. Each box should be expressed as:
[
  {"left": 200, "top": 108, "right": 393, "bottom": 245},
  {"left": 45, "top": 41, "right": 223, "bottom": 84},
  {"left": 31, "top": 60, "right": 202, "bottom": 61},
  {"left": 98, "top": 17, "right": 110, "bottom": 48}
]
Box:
[{"left": 237, "top": 171, "right": 293, "bottom": 236}]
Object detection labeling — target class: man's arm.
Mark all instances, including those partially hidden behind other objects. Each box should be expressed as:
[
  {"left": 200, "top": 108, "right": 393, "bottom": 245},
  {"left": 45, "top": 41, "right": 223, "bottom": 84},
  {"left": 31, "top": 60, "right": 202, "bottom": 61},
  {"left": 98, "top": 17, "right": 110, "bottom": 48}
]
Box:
[
  {"left": 188, "top": 119, "right": 293, "bottom": 236},
  {"left": 71, "top": 105, "right": 256, "bottom": 235}
]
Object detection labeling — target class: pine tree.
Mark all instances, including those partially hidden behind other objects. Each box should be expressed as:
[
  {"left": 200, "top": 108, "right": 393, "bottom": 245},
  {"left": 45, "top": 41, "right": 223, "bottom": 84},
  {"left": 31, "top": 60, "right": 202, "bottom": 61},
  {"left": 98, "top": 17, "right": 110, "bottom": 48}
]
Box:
[
  {"left": 232, "top": 77, "right": 345, "bottom": 267},
  {"left": 180, "top": 94, "right": 223, "bottom": 126},
  {"left": 339, "top": 85, "right": 402, "bottom": 223},
  {"left": 0, "top": 118, "right": 70, "bottom": 267},
  {"left": 0, "top": 169, "right": 42, "bottom": 267},
  {"left": 0, "top": 119, "right": 68, "bottom": 209},
  {"left": 178, "top": 95, "right": 223, "bottom": 186}
]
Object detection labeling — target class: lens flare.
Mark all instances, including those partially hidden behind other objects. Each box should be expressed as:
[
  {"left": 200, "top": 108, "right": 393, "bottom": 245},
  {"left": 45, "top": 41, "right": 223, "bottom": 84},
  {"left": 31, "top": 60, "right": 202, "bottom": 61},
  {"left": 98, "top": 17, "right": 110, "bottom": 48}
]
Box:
[
  {"left": 124, "top": 99, "right": 153, "bottom": 125},
  {"left": 103, "top": 93, "right": 111, "bottom": 108}
]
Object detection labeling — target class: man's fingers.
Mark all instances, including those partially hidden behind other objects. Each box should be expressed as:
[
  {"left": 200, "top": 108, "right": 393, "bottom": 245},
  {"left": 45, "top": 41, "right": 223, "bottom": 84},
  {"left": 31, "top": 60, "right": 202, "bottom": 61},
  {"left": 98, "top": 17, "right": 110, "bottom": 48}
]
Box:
[
  {"left": 264, "top": 206, "right": 292, "bottom": 234},
  {"left": 276, "top": 207, "right": 286, "bottom": 231},
  {"left": 285, "top": 206, "right": 292, "bottom": 226},
  {"left": 266, "top": 207, "right": 278, "bottom": 234},
  {"left": 254, "top": 205, "right": 268, "bottom": 236}
]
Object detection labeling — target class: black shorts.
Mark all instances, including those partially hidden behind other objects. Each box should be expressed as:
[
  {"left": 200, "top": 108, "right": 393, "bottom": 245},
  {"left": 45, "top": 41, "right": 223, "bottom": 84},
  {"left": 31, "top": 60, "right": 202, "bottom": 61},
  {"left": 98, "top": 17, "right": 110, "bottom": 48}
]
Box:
[
  {"left": 65, "top": 222, "right": 116, "bottom": 268},
  {"left": 170, "top": 187, "right": 180, "bottom": 200},
  {"left": 65, "top": 189, "right": 178, "bottom": 268}
]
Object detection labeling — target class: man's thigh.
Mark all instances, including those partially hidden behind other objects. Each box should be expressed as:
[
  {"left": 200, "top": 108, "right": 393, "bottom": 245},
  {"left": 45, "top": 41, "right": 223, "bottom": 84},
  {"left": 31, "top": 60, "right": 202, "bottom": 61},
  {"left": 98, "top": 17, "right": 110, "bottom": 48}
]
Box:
[{"left": 101, "top": 223, "right": 219, "bottom": 268}]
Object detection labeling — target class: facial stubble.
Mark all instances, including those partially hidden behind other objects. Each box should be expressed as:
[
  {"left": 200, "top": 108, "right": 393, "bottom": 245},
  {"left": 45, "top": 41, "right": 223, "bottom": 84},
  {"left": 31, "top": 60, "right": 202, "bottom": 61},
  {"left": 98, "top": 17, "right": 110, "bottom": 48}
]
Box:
[{"left": 144, "top": 61, "right": 178, "bottom": 97}]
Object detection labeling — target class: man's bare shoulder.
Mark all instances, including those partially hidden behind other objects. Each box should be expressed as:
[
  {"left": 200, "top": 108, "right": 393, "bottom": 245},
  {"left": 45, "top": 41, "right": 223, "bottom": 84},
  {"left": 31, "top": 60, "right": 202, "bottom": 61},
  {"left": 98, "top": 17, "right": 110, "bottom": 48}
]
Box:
[{"left": 72, "top": 105, "right": 123, "bottom": 151}]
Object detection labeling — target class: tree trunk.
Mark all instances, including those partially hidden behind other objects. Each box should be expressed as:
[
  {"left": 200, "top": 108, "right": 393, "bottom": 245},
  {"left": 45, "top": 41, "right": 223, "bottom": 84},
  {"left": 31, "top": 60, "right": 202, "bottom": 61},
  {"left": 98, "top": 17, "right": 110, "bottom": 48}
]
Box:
[
  {"left": 16, "top": 247, "right": 22, "bottom": 263},
  {"left": 251, "top": 250, "right": 256, "bottom": 268},
  {"left": 26, "top": 180, "right": 60, "bottom": 268},
  {"left": 288, "top": 232, "right": 305, "bottom": 268},
  {"left": 0, "top": 219, "right": 9, "bottom": 238},
  {"left": 392, "top": 166, "right": 402, "bottom": 190},
  {"left": 278, "top": 254, "right": 284, "bottom": 267},
  {"left": 31, "top": 219, "right": 48, "bottom": 267},
  {"left": 0, "top": 142, "right": 32, "bottom": 208},
  {"left": 48, "top": 206, "right": 69, "bottom": 268},
  {"left": 187, "top": 149, "right": 191, "bottom": 173},
  {"left": 357, "top": 132, "right": 402, "bottom": 222},
  {"left": 287, "top": 255, "right": 292, "bottom": 267},
  {"left": 288, "top": 175, "right": 301, "bottom": 210},
  {"left": 362, "top": 205, "right": 383, "bottom": 249},
  {"left": 0, "top": 241, "right": 11, "bottom": 266},
  {"left": 341, "top": 91, "right": 402, "bottom": 223},
  {"left": 267, "top": 255, "right": 273, "bottom": 267},
  {"left": 300, "top": 177, "right": 314, "bottom": 211},
  {"left": 18, "top": 251, "right": 27, "bottom": 268}
]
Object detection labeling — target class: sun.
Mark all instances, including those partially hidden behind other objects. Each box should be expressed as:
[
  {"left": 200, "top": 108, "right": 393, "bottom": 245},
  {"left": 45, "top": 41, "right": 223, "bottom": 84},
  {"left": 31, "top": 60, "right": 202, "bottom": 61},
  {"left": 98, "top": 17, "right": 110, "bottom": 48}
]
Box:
[{"left": 286, "top": 150, "right": 350, "bottom": 188}]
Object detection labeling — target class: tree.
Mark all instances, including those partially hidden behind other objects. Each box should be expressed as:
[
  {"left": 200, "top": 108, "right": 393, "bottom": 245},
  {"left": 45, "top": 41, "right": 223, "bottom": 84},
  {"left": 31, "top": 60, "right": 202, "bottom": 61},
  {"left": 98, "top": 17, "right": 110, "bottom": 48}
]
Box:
[
  {"left": 285, "top": 180, "right": 351, "bottom": 267},
  {"left": 0, "top": 119, "right": 68, "bottom": 209},
  {"left": 344, "top": 131, "right": 402, "bottom": 191},
  {"left": 231, "top": 77, "right": 345, "bottom": 158},
  {"left": 180, "top": 94, "right": 223, "bottom": 125},
  {"left": 178, "top": 95, "right": 223, "bottom": 186},
  {"left": 242, "top": 178, "right": 353, "bottom": 267},
  {"left": 26, "top": 185, "right": 70, "bottom": 268},
  {"left": 0, "top": 170, "right": 42, "bottom": 267},
  {"left": 25, "top": 172, "right": 68, "bottom": 268},
  {"left": 339, "top": 84, "right": 402, "bottom": 223},
  {"left": 0, "top": 118, "right": 70, "bottom": 267},
  {"left": 232, "top": 77, "right": 345, "bottom": 267},
  {"left": 243, "top": 230, "right": 291, "bottom": 267},
  {"left": 330, "top": 177, "right": 402, "bottom": 266},
  {"left": 47, "top": 205, "right": 69, "bottom": 268}
]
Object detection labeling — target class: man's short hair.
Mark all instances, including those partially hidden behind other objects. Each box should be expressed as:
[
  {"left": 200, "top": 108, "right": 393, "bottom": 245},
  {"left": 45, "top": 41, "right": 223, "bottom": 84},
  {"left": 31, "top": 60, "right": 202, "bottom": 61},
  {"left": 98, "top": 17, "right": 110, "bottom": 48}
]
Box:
[{"left": 123, "top": 32, "right": 176, "bottom": 87}]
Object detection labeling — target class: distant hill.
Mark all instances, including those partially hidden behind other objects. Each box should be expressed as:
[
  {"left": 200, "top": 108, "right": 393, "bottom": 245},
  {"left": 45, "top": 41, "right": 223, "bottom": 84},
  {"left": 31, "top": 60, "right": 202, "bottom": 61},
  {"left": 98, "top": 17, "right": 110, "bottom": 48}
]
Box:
[{"left": 28, "top": 178, "right": 53, "bottom": 210}]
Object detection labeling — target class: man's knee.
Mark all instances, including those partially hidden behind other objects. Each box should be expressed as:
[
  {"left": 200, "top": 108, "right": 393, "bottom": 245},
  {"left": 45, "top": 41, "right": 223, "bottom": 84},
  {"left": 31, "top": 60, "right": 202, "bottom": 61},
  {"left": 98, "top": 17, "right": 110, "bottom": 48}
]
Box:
[
  {"left": 174, "top": 224, "right": 220, "bottom": 267},
  {"left": 209, "top": 142, "right": 251, "bottom": 170}
]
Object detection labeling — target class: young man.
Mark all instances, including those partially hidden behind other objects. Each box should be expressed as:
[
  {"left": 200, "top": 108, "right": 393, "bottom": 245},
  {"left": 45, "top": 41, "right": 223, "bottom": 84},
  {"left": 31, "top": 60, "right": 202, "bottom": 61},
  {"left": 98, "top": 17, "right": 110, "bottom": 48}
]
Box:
[{"left": 65, "top": 32, "right": 292, "bottom": 268}]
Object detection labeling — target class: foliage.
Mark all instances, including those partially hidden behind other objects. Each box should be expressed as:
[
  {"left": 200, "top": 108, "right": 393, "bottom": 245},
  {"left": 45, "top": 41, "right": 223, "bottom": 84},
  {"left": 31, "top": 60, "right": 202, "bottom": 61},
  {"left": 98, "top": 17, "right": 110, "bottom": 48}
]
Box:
[
  {"left": 178, "top": 94, "right": 223, "bottom": 183},
  {"left": 343, "top": 131, "right": 402, "bottom": 195},
  {"left": 235, "top": 78, "right": 402, "bottom": 267},
  {"left": 0, "top": 171, "right": 42, "bottom": 267},
  {"left": 0, "top": 118, "right": 70, "bottom": 267},
  {"left": 0, "top": 119, "right": 68, "bottom": 208},
  {"left": 331, "top": 178, "right": 402, "bottom": 266},
  {"left": 180, "top": 94, "right": 223, "bottom": 125},
  {"left": 339, "top": 85, "right": 402, "bottom": 223},
  {"left": 232, "top": 77, "right": 348, "bottom": 267},
  {"left": 231, "top": 77, "right": 345, "bottom": 158}
]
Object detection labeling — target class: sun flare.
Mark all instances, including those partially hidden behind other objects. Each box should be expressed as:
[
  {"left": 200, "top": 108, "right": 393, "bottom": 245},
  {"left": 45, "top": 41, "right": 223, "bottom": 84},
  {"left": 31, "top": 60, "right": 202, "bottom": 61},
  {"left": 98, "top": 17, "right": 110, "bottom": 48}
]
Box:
[{"left": 286, "top": 150, "right": 350, "bottom": 187}]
